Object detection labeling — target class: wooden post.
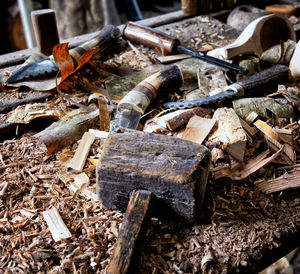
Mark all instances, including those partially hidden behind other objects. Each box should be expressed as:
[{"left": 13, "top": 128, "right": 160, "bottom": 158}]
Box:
[{"left": 31, "top": 9, "right": 59, "bottom": 56}]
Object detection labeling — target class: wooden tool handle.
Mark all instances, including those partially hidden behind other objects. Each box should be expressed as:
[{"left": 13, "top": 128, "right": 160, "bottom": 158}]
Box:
[
  {"left": 118, "top": 65, "right": 183, "bottom": 114},
  {"left": 31, "top": 9, "right": 60, "bottom": 56},
  {"left": 123, "top": 22, "right": 180, "bottom": 55},
  {"left": 107, "top": 189, "right": 153, "bottom": 274},
  {"left": 69, "top": 25, "right": 121, "bottom": 63},
  {"left": 235, "top": 64, "right": 289, "bottom": 96}
]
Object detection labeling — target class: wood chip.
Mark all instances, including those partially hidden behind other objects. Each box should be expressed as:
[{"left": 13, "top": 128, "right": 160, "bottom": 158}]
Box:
[
  {"left": 68, "top": 132, "right": 95, "bottom": 172},
  {"left": 42, "top": 207, "right": 72, "bottom": 242}
]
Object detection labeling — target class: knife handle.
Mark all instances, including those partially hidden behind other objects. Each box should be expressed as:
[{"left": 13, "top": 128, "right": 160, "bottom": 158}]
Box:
[
  {"left": 123, "top": 21, "right": 180, "bottom": 55},
  {"left": 69, "top": 25, "right": 121, "bottom": 63},
  {"left": 230, "top": 64, "right": 289, "bottom": 96},
  {"left": 119, "top": 65, "right": 183, "bottom": 114}
]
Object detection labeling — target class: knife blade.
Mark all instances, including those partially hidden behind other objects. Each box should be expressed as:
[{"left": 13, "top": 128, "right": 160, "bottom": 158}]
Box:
[
  {"left": 123, "top": 21, "right": 246, "bottom": 73},
  {"left": 6, "top": 25, "right": 121, "bottom": 84},
  {"left": 163, "top": 64, "right": 289, "bottom": 109}
]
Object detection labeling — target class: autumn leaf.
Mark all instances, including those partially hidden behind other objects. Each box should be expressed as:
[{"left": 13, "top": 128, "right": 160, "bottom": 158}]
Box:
[{"left": 52, "top": 43, "right": 74, "bottom": 83}]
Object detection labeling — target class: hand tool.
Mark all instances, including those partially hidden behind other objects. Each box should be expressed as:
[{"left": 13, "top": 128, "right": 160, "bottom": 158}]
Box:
[
  {"left": 6, "top": 25, "right": 121, "bottom": 84},
  {"left": 97, "top": 129, "right": 211, "bottom": 273},
  {"left": 110, "top": 65, "right": 184, "bottom": 131},
  {"left": 163, "top": 64, "right": 289, "bottom": 109},
  {"left": 208, "top": 13, "right": 296, "bottom": 61},
  {"left": 123, "top": 21, "right": 246, "bottom": 73}
]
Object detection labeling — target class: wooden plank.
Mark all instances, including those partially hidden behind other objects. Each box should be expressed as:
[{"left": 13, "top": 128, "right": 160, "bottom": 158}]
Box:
[
  {"left": 68, "top": 132, "right": 95, "bottom": 172},
  {"left": 42, "top": 207, "right": 72, "bottom": 242}
]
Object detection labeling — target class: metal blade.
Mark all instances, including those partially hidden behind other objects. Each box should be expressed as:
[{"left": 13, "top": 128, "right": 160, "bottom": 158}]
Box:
[
  {"left": 110, "top": 106, "right": 141, "bottom": 132},
  {"left": 176, "top": 45, "right": 246, "bottom": 73},
  {"left": 163, "top": 89, "right": 238, "bottom": 109},
  {"left": 6, "top": 58, "right": 59, "bottom": 84}
]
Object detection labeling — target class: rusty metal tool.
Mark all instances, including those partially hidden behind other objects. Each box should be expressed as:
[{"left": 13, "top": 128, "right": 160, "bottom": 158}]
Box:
[
  {"left": 6, "top": 25, "right": 121, "bottom": 84},
  {"left": 163, "top": 64, "right": 289, "bottom": 109},
  {"left": 123, "top": 21, "right": 246, "bottom": 73},
  {"left": 97, "top": 129, "right": 211, "bottom": 273}
]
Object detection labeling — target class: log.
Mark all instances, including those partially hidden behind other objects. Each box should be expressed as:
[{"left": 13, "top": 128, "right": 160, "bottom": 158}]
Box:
[
  {"left": 35, "top": 110, "right": 98, "bottom": 154},
  {"left": 233, "top": 98, "right": 293, "bottom": 120},
  {"left": 208, "top": 107, "right": 247, "bottom": 162},
  {"left": 152, "top": 107, "right": 213, "bottom": 131}
]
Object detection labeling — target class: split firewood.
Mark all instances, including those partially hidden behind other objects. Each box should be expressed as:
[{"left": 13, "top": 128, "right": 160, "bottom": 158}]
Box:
[
  {"left": 239, "top": 117, "right": 257, "bottom": 138},
  {"left": 35, "top": 110, "right": 99, "bottom": 154},
  {"left": 181, "top": 116, "right": 216, "bottom": 145},
  {"left": 255, "top": 167, "right": 300, "bottom": 193},
  {"left": 42, "top": 207, "right": 72, "bottom": 242},
  {"left": 208, "top": 107, "right": 247, "bottom": 162},
  {"left": 254, "top": 120, "right": 296, "bottom": 165},
  {"left": 213, "top": 149, "right": 282, "bottom": 180},
  {"left": 98, "top": 97, "right": 110, "bottom": 131},
  {"left": 58, "top": 172, "right": 97, "bottom": 201},
  {"left": 68, "top": 132, "right": 96, "bottom": 172},
  {"left": 233, "top": 98, "right": 293, "bottom": 119},
  {"left": 273, "top": 128, "right": 293, "bottom": 145},
  {"left": 152, "top": 107, "right": 213, "bottom": 131},
  {"left": 245, "top": 111, "right": 258, "bottom": 124}
]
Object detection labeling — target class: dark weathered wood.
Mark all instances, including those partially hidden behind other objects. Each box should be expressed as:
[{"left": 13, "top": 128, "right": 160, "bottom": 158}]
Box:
[
  {"left": 31, "top": 9, "right": 60, "bottom": 56},
  {"left": 97, "top": 129, "right": 211, "bottom": 222},
  {"left": 0, "top": 91, "right": 52, "bottom": 113},
  {"left": 35, "top": 110, "right": 98, "bottom": 154},
  {"left": 107, "top": 190, "right": 153, "bottom": 274}
]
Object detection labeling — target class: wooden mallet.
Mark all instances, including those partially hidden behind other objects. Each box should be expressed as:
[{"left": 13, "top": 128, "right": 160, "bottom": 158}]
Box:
[{"left": 97, "top": 129, "right": 211, "bottom": 273}]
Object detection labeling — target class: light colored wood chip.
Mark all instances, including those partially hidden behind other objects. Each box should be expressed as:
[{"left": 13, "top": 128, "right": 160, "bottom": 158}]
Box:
[
  {"left": 181, "top": 116, "right": 216, "bottom": 145},
  {"left": 88, "top": 129, "right": 109, "bottom": 139},
  {"left": 42, "top": 207, "right": 72, "bottom": 242},
  {"left": 245, "top": 111, "right": 258, "bottom": 124},
  {"left": 68, "top": 132, "right": 96, "bottom": 172},
  {"left": 156, "top": 54, "right": 190, "bottom": 63}
]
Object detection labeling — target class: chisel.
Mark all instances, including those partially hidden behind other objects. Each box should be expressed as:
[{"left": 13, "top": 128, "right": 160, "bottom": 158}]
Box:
[{"left": 123, "top": 21, "right": 246, "bottom": 73}]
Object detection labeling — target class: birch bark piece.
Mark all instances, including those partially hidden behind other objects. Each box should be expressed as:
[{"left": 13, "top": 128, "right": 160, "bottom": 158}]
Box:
[{"left": 289, "top": 41, "right": 300, "bottom": 81}]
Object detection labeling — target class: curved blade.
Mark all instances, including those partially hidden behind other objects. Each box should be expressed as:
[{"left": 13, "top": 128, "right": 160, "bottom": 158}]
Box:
[{"left": 6, "top": 58, "right": 59, "bottom": 84}]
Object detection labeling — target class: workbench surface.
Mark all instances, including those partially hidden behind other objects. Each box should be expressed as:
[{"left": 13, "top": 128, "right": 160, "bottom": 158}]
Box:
[{"left": 0, "top": 12, "right": 299, "bottom": 274}]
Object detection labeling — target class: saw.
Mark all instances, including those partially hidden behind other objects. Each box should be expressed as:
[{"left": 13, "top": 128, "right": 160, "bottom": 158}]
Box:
[{"left": 6, "top": 25, "right": 121, "bottom": 84}]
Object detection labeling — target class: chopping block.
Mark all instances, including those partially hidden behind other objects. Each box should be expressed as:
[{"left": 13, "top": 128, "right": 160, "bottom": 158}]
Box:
[{"left": 97, "top": 129, "right": 211, "bottom": 273}]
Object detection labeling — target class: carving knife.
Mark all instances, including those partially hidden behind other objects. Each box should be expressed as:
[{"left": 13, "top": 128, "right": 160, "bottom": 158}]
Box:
[
  {"left": 163, "top": 64, "right": 289, "bottom": 109},
  {"left": 123, "top": 21, "right": 246, "bottom": 73},
  {"left": 6, "top": 25, "right": 121, "bottom": 84}
]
